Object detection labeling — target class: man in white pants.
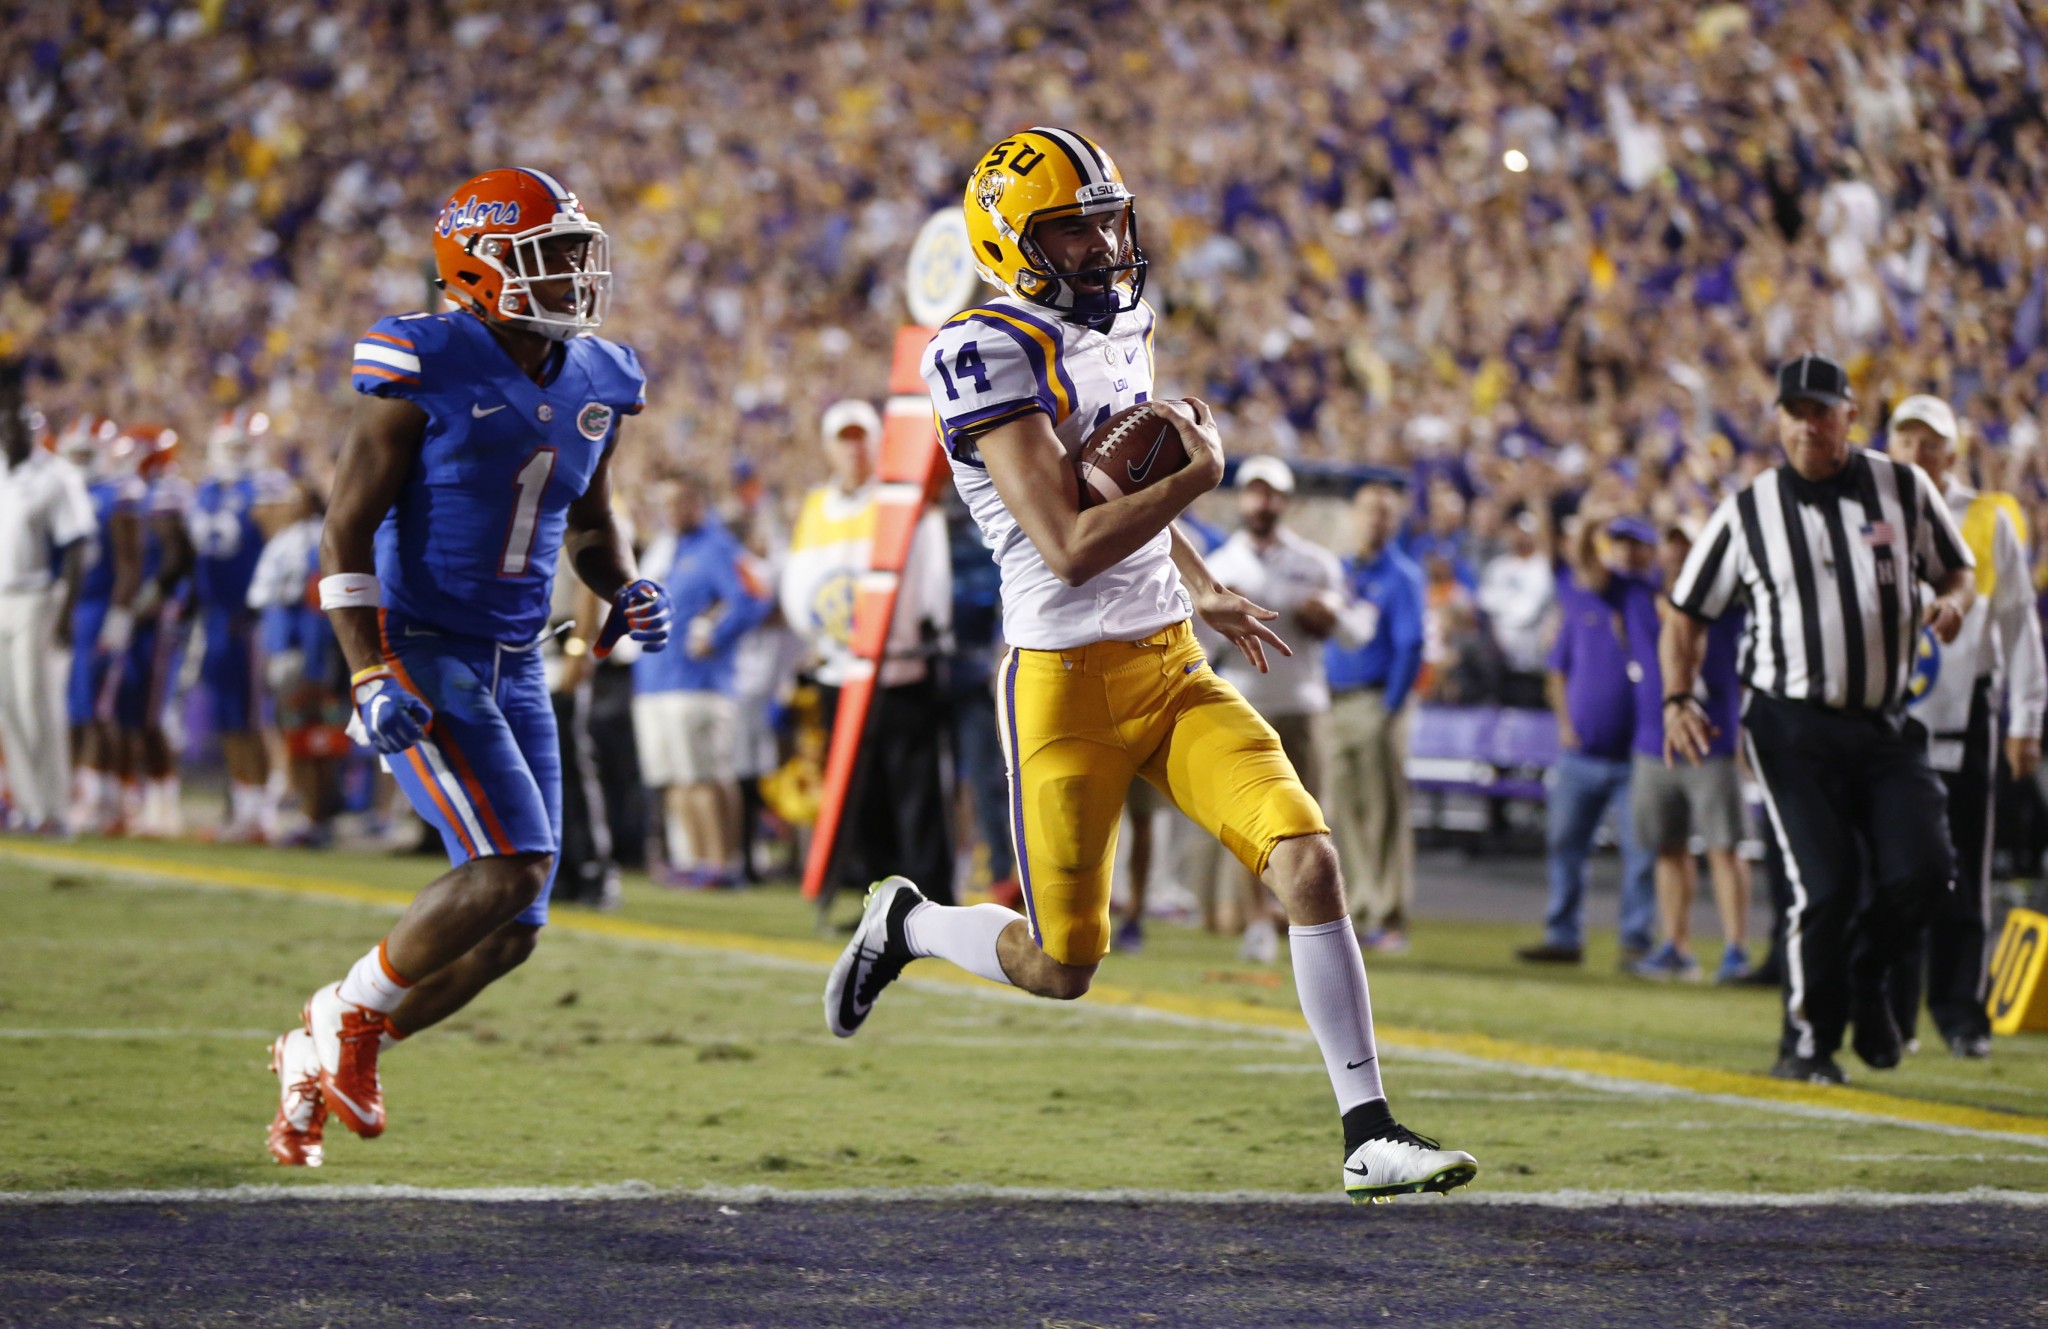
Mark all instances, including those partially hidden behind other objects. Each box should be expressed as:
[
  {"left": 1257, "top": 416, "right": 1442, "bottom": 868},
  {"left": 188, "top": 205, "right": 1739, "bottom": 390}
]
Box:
[{"left": 0, "top": 389, "right": 95, "bottom": 832}]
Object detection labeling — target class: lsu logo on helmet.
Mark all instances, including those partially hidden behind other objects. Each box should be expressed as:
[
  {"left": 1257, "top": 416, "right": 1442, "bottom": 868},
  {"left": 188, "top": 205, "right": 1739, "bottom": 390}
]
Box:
[{"left": 961, "top": 127, "right": 1146, "bottom": 319}]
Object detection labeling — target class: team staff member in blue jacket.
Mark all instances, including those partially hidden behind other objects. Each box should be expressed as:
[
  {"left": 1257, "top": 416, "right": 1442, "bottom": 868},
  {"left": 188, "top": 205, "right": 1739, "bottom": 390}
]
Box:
[
  {"left": 1325, "top": 467, "right": 1427, "bottom": 951},
  {"left": 633, "top": 471, "right": 773, "bottom": 887}
]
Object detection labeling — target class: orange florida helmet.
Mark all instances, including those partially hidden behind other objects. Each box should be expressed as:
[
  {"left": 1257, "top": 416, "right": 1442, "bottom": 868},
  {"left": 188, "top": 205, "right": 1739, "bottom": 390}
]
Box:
[
  {"left": 57, "top": 414, "right": 118, "bottom": 473},
  {"left": 431, "top": 168, "right": 610, "bottom": 341},
  {"left": 114, "top": 423, "right": 180, "bottom": 480}
]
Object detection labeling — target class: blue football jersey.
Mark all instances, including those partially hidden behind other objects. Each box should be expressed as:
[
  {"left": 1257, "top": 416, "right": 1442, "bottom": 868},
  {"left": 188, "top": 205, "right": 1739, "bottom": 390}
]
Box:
[
  {"left": 77, "top": 477, "right": 137, "bottom": 605},
  {"left": 350, "top": 309, "right": 647, "bottom": 643},
  {"left": 190, "top": 471, "right": 285, "bottom": 611}
]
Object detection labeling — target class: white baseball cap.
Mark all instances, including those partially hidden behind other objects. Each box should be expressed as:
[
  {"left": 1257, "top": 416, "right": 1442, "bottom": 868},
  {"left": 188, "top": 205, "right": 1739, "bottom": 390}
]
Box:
[
  {"left": 820, "top": 399, "right": 882, "bottom": 444},
  {"left": 1890, "top": 394, "right": 1958, "bottom": 442},
  {"left": 1236, "top": 455, "right": 1296, "bottom": 495}
]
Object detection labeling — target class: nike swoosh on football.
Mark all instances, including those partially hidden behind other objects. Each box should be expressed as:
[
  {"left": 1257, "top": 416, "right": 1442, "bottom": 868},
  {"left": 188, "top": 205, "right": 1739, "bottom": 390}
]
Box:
[
  {"left": 1125, "top": 431, "right": 1168, "bottom": 484},
  {"left": 471, "top": 403, "right": 507, "bottom": 418}
]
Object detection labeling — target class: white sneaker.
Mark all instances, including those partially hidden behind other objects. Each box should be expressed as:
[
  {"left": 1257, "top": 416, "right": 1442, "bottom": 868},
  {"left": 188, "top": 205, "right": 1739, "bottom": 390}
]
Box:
[
  {"left": 823, "top": 877, "right": 924, "bottom": 1038},
  {"left": 266, "top": 1028, "right": 326, "bottom": 1167},
  {"left": 1239, "top": 917, "right": 1279, "bottom": 965},
  {"left": 1342, "top": 1125, "right": 1479, "bottom": 1203}
]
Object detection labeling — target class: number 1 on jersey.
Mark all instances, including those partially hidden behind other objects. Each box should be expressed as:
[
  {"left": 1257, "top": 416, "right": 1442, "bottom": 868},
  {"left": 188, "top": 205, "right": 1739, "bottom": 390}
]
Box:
[{"left": 499, "top": 447, "right": 557, "bottom": 576}]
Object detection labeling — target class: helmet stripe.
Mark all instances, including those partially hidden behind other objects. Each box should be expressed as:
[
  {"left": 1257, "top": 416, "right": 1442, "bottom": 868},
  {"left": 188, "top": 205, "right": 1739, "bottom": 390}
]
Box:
[
  {"left": 515, "top": 167, "right": 573, "bottom": 204},
  {"left": 1029, "top": 127, "right": 1105, "bottom": 188}
]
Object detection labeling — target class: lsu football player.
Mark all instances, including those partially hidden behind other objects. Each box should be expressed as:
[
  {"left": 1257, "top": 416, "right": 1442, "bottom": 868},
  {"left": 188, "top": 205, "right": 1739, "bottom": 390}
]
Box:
[
  {"left": 265, "top": 168, "right": 672, "bottom": 1166},
  {"left": 824, "top": 128, "right": 1476, "bottom": 1201}
]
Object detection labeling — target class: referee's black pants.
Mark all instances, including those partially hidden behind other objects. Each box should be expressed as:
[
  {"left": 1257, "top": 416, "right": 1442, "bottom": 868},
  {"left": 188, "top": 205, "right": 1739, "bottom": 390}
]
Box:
[
  {"left": 1744, "top": 693, "right": 1956, "bottom": 1061},
  {"left": 1888, "top": 679, "right": 1996, "bottom": 1044}
]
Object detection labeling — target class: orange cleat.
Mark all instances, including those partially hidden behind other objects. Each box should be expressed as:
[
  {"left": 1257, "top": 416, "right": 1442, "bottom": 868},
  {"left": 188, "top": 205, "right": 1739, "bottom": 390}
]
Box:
[
  {"left": 267, "top": 1029, "right": 327, "bottom": 1167},
  {"left": 305, "top": 982, "right": 390, "bottom": 1139}
]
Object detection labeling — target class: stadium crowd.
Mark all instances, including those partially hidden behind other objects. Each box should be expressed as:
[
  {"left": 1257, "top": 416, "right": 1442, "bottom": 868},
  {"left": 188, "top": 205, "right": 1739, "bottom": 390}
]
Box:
[{"left": 6, "top": 2, "right": 2048, "bottom": 980}]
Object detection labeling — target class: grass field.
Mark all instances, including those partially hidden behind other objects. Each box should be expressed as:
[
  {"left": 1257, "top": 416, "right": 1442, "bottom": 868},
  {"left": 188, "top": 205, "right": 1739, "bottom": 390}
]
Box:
[{"left": 6, "top": 834, "right": 2048, "bottom": 1200}]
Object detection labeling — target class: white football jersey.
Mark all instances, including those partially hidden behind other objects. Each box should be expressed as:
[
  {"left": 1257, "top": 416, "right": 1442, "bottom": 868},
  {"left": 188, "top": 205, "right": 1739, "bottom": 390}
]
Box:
[{"left": 922, "top": 295, "right": 1188, "bottom": 651}]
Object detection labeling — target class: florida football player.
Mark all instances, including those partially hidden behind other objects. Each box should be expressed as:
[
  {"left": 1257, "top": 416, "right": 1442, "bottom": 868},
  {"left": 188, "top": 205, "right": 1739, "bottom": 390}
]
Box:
[
  {"left": 823, "top": 128, "right": 1476, "bottom": 1202},
  {"left": 108, "top": 424, "right": 194, "bottom": 838},
  {"left": 57, "top": 415, "right": 128, "bottom": 834},
  {"left": 190, "top": 408, "right": 291, "bottom": 842},
  {"left": 265, "top": 168, "right": 670, "bottom": 1167}
]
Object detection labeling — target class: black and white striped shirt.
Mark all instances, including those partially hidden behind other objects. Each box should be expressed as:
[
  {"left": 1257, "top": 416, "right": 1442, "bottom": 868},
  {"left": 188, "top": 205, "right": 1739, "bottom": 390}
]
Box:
[{"left": 1671, "top": 450, "right": 1974, "bottom": 713}]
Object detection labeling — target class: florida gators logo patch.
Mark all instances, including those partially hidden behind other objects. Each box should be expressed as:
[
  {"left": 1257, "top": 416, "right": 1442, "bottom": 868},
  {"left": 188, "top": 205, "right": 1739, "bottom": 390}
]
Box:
[
  {"left": 577, "top": 402, "right": 614, "bottom": 441},
  {"left": 435, "top": 195, "right": 521, "bottom": 238}
]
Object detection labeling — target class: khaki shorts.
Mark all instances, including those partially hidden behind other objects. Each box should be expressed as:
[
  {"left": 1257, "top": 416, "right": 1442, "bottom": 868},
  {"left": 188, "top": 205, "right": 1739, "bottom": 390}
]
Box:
[
  {"left": 1631, "top": 753, "right": 1744, "bottom": 853},
  {"left": 633, "top": 690, "right": 738, "bottom": 787}
]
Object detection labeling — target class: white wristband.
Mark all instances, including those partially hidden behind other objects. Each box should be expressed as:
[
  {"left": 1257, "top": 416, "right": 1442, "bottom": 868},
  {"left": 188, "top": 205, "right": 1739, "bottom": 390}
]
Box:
[{"left": 319, "top": 573, "right": 381, "bottom": 610}]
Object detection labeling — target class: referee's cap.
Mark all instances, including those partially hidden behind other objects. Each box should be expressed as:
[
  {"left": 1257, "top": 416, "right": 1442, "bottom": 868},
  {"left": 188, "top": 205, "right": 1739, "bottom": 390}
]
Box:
[
  {"left": 1775, "top": 353, "right": 1852, "bottom": 408},
  {"left": 1890, "top": 394, "right": 1958, "bottom": 443}
]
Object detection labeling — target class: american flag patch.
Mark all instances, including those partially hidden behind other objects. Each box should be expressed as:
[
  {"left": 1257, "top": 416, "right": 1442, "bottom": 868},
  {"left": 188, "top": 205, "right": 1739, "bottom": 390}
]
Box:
[{"left": 1862, "top": 520, "right": 1896, "bottom": 548}]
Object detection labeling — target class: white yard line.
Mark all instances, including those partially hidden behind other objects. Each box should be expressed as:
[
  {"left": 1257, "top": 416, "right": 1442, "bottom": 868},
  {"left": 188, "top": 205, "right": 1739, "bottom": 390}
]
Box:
[
  {"left": 4, "top": 1181, "right": 2047, "bottom": 1209},
  {"left": 0, "top": 1028, "right": 275, "bottom": 1040}
]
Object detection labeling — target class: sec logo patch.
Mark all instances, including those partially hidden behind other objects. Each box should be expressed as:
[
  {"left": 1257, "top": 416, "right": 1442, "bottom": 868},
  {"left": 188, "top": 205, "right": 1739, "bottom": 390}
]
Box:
[{"left": 577, "top": 402, "right": 614, "bottom": 441}]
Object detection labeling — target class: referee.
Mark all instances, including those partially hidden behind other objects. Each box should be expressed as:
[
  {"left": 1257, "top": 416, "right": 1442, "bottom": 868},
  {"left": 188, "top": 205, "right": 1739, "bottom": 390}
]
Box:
[{"left": 1660, "top": 353, "right": 1976, "bottom": 1084}]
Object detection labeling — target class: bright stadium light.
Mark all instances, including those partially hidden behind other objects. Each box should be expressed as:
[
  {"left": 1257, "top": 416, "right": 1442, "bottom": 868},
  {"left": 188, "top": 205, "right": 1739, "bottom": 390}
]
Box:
[{"left": 1503, "top": 148, "right": 1530, "bottom": 173}]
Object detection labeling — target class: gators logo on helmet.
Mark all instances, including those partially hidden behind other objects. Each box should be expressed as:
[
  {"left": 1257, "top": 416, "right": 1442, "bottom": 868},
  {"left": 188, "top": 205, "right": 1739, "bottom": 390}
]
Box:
[
  {"left": 962, "top": 127, "right": 1146, "bottom": 320},
  {"left": 430, "top": 168, "right": 611, "bottom": 342}
]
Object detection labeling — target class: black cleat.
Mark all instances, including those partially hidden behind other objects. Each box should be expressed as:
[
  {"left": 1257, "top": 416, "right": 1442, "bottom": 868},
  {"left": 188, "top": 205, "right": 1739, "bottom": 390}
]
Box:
[
  {"left": 1769, "top": 1052, "right": 1848, "bottom": 1085},
  {"left": 1948, "top": 1034, "right": 1992, "bottom": 1060},
  {"left": 1850, "top": 990, "right": 1904, "bottom": 1070},
  {"left": 823, "top": 876, "right": 925, "bottom": 1038}
]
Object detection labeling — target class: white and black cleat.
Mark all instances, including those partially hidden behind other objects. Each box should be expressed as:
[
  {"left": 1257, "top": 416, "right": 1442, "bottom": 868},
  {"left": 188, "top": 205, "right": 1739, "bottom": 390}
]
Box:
[
  {"left": 823, "top": 876, "right": 925, "bottom": 1038},
  {"left": 1343, "top": 1124, "right": 1478, "bottom": 1204}
]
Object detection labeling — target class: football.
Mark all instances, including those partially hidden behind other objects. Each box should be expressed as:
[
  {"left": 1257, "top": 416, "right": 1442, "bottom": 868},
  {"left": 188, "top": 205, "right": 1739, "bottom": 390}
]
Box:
[{"left": 1076, "top": 402, "right": 1190, "bottom": 508}]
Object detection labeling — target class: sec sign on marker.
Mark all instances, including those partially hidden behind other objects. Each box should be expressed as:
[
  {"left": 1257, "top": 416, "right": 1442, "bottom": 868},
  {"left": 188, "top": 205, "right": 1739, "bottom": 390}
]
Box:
[
  {"left": 1986, "top": 907, "right": 2048, "bottom": 1035},
  {"left": 906, "top": 209, "right": 981, "bottom": 328}
]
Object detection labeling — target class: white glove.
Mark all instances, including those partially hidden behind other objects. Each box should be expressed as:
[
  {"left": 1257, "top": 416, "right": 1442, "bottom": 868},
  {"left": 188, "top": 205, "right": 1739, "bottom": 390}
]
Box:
[{"left": 98, "top": 606, "right": 134, "bottom": 653}]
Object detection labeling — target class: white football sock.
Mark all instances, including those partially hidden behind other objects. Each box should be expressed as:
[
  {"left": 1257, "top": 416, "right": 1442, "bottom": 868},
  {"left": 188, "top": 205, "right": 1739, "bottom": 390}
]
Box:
[
  {"left": 228, "top": 781, "right": 256, "bottom": 829},
  {"left": 336, "top": 940, "right": 413, "bottom": 1014},
  {"left": 1289, "top": 917, "right": 1387, "bottom": 1112},
  {"left": 903, "top": 901, "right": 1019, "bottom": 986}
]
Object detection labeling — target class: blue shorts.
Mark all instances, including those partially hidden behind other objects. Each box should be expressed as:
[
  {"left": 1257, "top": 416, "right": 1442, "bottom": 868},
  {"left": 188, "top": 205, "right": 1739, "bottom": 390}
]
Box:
[
  {"left": 380, "top": 611, "right": 560, "bottom": 926},
  {"left": 68, "top": 600, "right": 112, "bottom": 727},
  {"left": 115, "top": 608, "right": 189, "bottom": 732},
  {"left": 200, "top": 607, "right": 260, "bottom": 734}
]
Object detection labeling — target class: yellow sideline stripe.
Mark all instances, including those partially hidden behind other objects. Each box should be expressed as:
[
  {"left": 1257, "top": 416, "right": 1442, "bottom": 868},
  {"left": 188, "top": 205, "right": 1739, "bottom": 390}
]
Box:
[{"left": 9, "top": 839, "right": 2048, "bottom": 1143}]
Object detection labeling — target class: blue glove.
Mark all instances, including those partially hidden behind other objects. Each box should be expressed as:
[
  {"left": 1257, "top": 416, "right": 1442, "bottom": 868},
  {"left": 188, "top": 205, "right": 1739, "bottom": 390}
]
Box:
[
  {"left": 351, "top": 665, "right": 433, "bottom": 754},
  {"left": 594, "top": 578, "right": 673, "bottom": 657}
]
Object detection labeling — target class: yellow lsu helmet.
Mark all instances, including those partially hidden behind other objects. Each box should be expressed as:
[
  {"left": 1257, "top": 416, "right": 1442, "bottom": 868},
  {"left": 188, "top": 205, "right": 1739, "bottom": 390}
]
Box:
[{"left": 963, "top": 126, "right": 1147, "bottom": 320}]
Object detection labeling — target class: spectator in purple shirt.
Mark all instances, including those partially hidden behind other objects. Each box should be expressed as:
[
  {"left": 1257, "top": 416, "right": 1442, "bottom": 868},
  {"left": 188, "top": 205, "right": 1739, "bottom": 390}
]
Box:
[
  {"left": 1569, "top": 510, "right": 1754, "bottom": 985},
  {"left": 1516, "top": 536, "right": 1657, "bottom": 968}
]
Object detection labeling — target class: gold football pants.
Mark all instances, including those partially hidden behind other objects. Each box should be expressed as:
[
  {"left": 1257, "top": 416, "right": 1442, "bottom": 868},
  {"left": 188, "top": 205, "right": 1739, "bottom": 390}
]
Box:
[{"left": 994, "top": 621, "right": 1328, "bottom": 965}]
